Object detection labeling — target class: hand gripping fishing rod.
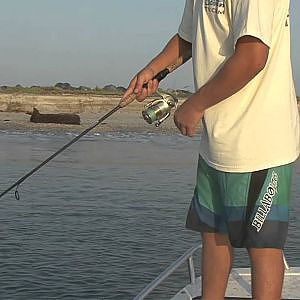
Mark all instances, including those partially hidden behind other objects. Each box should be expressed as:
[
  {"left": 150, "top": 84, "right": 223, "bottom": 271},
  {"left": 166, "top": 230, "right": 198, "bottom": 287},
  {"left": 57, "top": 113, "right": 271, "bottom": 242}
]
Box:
[{"left": 0, "top": 65, "right": 181, "bottom": 200}]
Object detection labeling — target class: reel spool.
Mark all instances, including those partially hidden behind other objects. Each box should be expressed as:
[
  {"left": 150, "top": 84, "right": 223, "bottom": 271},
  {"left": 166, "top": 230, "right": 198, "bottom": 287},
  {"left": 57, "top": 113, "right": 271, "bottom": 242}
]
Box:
[{"left": 142, "top": 92, "right": 178, "bottom": 127}]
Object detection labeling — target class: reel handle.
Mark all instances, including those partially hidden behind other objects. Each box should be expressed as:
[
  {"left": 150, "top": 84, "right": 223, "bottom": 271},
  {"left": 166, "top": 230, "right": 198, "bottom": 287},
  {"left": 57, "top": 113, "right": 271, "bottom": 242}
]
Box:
[{"left": 119, "top": 68, "right": 170, "bottom": 107}]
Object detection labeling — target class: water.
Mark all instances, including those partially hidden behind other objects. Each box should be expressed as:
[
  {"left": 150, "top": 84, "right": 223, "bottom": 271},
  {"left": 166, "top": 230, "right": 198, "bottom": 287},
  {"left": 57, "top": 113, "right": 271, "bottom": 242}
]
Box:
[{"left": 0, "top": 131, "right": 299, "bottom": 300}]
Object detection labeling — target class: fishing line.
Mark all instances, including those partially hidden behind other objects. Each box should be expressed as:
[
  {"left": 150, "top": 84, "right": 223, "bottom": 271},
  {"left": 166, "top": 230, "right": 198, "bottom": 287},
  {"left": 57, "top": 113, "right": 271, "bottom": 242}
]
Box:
[{"left": 0, "top": 68, "right": 172, "bottom": 200}]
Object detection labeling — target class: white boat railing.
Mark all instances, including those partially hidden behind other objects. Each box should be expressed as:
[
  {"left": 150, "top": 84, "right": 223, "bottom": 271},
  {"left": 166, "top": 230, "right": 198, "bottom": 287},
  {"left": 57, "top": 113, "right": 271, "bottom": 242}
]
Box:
[
  {"left": 133, "top": 244, "right": 292, "bottom": 300},
  {"left": 133, "top": 244, "right": 202, "bottom": 300}
]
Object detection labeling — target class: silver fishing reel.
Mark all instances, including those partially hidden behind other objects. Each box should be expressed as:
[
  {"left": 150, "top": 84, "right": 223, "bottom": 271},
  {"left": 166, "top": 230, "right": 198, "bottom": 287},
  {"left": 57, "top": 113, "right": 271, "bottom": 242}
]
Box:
[{"left": 142, "top": 91, "right": 178, "bottom": 127}]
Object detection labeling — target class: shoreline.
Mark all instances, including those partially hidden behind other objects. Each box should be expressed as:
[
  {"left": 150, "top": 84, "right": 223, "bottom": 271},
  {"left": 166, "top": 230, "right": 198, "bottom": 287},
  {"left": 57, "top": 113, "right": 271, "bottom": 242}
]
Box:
[
  {"left": 0, "top": 111, "right": 180, "bottom": 136},
  {"left": 0, "top": 93, "right": 182, "bottom": 135},
  {"left": 1, "top": 93, "right": 299, "bottom": 136}
]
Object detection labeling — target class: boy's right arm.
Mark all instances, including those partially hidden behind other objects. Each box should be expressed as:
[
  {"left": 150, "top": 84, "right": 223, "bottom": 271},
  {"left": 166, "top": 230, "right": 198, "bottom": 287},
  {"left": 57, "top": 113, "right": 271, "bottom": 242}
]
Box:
[{"left": 121, "top": 34, "right": 192, "bottom": 105}]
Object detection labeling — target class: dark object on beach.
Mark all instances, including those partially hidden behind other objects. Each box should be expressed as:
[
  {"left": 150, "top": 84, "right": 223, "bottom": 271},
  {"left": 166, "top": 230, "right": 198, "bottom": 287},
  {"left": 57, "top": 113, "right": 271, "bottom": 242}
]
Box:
[{"left": 30, "top": 108, "right": 80, "bottom": 125}]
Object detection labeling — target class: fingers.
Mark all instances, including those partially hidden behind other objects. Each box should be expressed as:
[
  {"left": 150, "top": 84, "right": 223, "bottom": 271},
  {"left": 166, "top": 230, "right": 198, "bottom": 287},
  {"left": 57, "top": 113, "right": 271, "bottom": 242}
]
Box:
[
  {"left": 186, "top": 126, "right": 196, "bottom": 137},
  {"left": 136, "top": 79, "right": 159, "bottom": 101},
  {"left": 134, "top": 74, "right": 148, "bottom": 95},
  {"left": 122, "top": 68, "right": 158, "bottom": 105},
  {"left": 136, "top": 87, "right": 148, "bottom": 101},
  {"left": 122, "top": 76, "right": 137, "bottom": 99},
  {"left": 120, "top": 77, "right": 137, "bottom": 107},
  {"left": 173, "top": 113, "right": 196, "bottom": 137},
  {"left": 180, "top": 125, "right": 187, "bottom": 136},
  {"left": 175, "top": 123, "right": 195, "bottom": 137},
  {"left": 174, "top": 114, "right": 186, "bottom": 135},
  {"left": 134, "top": 67, "right": 155, "bottom": 95},
  {"left": 151, "top": 79, "right": 159, "bottom": 94}
]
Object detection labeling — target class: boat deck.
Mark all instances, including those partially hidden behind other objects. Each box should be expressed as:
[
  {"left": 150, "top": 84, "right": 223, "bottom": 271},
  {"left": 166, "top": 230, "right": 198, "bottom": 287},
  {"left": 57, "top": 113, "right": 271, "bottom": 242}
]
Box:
[
  {"left": 133, "top": 245, "right": 300, "bottom": 300},
  {"left": 171, "top": 267, "right": 300, "bottom": 300}
]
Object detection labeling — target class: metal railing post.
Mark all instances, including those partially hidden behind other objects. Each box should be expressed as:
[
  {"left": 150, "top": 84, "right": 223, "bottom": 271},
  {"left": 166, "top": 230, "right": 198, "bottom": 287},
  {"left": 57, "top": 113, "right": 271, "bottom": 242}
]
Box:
[
  {"left": 283, "top": 252, "right": 290, "bottom": 270},
  {"left": 133, "top": 244, "right": 202, "bottom": 300},
  {"left": 188, "top": 256, "right": 196, "bottom": 285}
]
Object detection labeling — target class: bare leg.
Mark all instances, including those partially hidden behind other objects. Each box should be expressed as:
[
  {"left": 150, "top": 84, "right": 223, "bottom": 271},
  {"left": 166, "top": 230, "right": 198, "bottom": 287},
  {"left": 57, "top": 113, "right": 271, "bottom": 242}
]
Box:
[
  {"left": 248, "top": 248, "right": 284, "bottom": 300},
  {"left": 201, "top": 232, "right": 233, "bottom": 300}
]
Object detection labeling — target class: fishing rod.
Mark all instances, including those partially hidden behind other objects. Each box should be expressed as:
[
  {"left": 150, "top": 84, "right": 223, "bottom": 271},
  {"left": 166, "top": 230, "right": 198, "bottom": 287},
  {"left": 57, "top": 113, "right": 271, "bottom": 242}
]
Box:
[{"left": 0, "top": 63, "right": 184, "bottom": 200}]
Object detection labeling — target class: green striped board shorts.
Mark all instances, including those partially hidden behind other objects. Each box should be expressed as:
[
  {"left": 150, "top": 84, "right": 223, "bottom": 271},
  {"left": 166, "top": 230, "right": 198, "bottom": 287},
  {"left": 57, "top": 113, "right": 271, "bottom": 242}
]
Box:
[{"left": 186, "top": 156, "right": 294, "bottom": 249}]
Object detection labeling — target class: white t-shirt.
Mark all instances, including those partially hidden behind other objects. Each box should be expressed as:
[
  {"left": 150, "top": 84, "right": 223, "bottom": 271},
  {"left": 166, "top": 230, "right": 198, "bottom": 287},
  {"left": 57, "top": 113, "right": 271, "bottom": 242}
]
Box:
[{"left": 178, "top": 0, "right": 300, "bottom": 172}]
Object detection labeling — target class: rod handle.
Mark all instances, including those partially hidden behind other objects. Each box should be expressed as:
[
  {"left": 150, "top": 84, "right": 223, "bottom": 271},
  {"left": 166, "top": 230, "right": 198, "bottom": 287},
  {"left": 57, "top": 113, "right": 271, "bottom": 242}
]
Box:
[{"left": 119, "top": 68, "right": 170, "bottom": 107}]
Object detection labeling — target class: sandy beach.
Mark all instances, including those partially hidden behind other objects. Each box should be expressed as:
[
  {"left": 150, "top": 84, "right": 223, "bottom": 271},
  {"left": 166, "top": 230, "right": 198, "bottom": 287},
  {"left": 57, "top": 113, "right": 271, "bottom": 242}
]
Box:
[
  {"left": 0, "top": 93, "right": 183, "bottom": 135},
  {"left": 1, "top": 93, "right": 299, "bottom": 136}
]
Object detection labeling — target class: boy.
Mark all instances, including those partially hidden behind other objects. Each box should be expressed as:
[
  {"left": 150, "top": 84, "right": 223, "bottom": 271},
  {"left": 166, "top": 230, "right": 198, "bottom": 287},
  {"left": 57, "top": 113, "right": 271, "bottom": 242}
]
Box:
[{"left": 122, "top": 1, "right": 299, "bottom": 299}]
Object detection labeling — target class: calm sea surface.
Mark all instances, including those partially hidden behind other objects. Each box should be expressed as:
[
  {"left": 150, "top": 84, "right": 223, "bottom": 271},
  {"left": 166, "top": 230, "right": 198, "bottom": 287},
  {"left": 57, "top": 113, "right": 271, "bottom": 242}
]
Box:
[{"left": 0, "top": 131, "right": 299, "bottom": 300}]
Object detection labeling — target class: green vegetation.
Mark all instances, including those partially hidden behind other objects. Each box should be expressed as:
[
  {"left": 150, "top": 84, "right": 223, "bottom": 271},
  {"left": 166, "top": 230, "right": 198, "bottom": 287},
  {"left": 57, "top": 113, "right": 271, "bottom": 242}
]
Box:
[
  {"left": 0, "top": 84, "right": 124, "bottom": 96},
  {"left": 0, "top": 83, "right": 192, "bottom": 98}
]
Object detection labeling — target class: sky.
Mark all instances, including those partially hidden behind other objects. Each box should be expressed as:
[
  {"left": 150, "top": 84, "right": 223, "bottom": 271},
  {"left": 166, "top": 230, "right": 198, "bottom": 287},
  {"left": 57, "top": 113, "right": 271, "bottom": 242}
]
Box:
[{"left": 0, "top": 0, "right": 299, "bottom": 94}]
